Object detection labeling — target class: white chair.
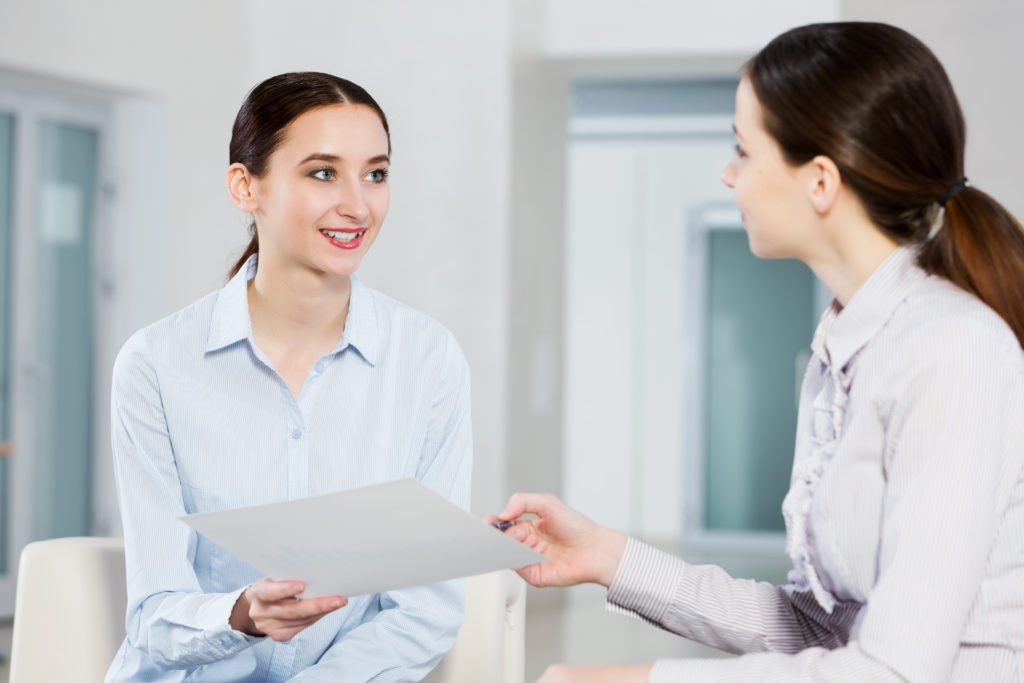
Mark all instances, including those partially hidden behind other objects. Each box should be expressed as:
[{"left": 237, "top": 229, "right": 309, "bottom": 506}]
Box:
[
  {"left": 424, "top": 569, "right": 527, "bottom": 683},
  {"left": 9, "top": 537, "right": 526, "bottom": 683},
  {"left": 9, "top": 536, "right": 127, "bottom": 683}
]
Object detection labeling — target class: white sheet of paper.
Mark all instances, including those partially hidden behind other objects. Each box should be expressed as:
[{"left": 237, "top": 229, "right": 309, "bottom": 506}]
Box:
[{"left": 181, "top": 478, "right": 546, "bottom": 598}]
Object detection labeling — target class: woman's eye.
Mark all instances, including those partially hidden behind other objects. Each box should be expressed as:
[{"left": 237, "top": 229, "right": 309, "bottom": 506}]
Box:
[
  {"left": 311, "top": 167, "right": 335, "bottom": 181},
  {"left": 734, "top": 144, "right": 747, "bottom": 159},
  {"left": 365, "top": 168, "right": 389, "bottom": 183}
]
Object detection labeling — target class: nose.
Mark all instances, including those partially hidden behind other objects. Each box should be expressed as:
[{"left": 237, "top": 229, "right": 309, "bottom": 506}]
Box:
[
  {"left": 721, "top": 161, "right": 736, "bottom": 189},
  {"left": 335, "top": 180, "right": 370, "bottom": 222}
]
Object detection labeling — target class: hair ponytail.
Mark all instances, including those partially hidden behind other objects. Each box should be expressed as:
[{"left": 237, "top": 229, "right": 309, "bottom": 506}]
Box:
[
  {"left": 229, "top": 225, "right": 259, "bottom": 279},
  {"left": 920, "top": 187, "right": 1024, "bottom": 347},
  {"left": 748, "top": 22, "right": 1024, "bottom": 348}
]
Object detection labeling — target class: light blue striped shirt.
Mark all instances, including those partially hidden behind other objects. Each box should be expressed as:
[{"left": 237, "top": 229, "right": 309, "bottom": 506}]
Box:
[{"left": 106, "top": 255, "right": 472, "bottom": 682}]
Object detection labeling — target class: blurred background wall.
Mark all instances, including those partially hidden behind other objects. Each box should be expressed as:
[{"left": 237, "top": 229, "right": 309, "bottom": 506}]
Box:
[{"left": 0, "top": 0, "right": 1020, "bottom": 677}]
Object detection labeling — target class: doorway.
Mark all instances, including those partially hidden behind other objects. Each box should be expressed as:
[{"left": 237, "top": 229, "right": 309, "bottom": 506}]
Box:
[{"left": 0, "top": 82, "right": 109, "bottom": 617}]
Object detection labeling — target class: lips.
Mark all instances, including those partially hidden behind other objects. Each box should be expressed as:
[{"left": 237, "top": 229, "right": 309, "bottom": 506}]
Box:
[{"left": 319, "top": 228, "right": 367, "bottom": 250}]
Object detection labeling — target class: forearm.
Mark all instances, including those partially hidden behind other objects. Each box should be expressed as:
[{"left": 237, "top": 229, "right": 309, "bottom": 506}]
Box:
[
  {"left": 289, "top": 580, "right": 464, "bottom": 681},
  {"left": 126, "top": 587, "right": 258, "bottom": 669},
  {"left": 649, "top": 641, "right": 904, "bottom": 682},
  {"left": 607, "top": 538, "right": 858, "bottom": 654},
  {"left": 539, "top": 663, "right": 653, "bottom": 683}
]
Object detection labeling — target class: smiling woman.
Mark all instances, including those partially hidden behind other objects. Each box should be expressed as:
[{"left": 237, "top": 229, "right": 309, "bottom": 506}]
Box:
[{"left": 105, "top": 73, "right": 473, "bottom": 682}]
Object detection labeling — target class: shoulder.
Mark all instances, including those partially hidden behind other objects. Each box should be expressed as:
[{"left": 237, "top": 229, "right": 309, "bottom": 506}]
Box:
[
  {"left": 865, "top": 275, "right": 1024, "bottom": 412},
  {"left": 112, "top": 289, "right": 222, "bottom": 380},
  {"left": 361, "top": 282, "right": 469, "bottom": 369},
  {"left": 890, "top": 275, "right": 1021, "bottom": 365}
]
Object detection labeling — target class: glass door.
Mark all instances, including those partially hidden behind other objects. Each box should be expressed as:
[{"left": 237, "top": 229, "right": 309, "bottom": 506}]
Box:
[
  {"left": 684, "top": 206, "right": 827, "bottom": 551},
  {"left": 0, "top": 87, "right": 107, "bottom": 617},
  {"left": 0, "top": 112, "right": 14, "bottom": 578},
  {"left": 31, "top": 120, "right": 98, "bottom": 540}
]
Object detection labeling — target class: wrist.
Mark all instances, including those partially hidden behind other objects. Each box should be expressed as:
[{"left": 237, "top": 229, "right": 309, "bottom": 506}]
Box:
[
  {"left": 230, "top": 587, "right": 261, "bottom": 636},
  {"left": 594, "top": 528, "right": 628, "bottom": 588}
]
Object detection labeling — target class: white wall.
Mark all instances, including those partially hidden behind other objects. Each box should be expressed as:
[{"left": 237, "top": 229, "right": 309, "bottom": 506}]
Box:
[
  {"left": 0, "top": 0, "right": 252, "bottom": 535},
  {"left": 507, "top": 0, "right": 841, "bottom": 539},
  {"left": 1, "top": 0, "right": 1021, "bottom": 538},
  {"left": 0, "top": 0, "right": 515, "bottom": 521},
  {"left": 543, "top": 0, "right": 838, "bottom": 57},
  {"left": 246, "top": 1, "right": 514, "bottom": 513},
  {"left": 0, "top": 1, "right": 253, "bottom": 309}
]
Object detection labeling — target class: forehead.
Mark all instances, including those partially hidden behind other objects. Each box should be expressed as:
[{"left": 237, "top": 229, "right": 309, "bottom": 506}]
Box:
[
  {"left": 734, "top": 78, "right": 762, "bottom": 131},
  {"left": 276, "top": 103, "right": 389, "bottom": 161}
]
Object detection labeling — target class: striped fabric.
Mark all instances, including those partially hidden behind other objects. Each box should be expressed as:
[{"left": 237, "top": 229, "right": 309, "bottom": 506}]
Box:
[
  {"left": 106, "top": 255, "right": 473, "bottom": 682},
  {"left": 607, "top": 246, "right": 1024, "bottom": 682}
]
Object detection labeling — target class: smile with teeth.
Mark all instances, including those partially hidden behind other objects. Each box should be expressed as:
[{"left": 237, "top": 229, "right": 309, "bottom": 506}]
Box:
[{"left": 319, "top": 228, "right": 366, "bottom": 243}]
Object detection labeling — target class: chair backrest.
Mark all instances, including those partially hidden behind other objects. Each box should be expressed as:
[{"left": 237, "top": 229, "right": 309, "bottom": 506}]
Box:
[
  {"left": 423, "top": 569, "right": 527, "bottom": 683},
  {"left": 9, "top": 537, "right": 126, "bottom": 683}
]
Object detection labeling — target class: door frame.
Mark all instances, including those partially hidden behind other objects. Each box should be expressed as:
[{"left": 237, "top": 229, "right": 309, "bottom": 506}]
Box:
[{"left": 682, "top": 204, "right": 831, "bottom": 555}]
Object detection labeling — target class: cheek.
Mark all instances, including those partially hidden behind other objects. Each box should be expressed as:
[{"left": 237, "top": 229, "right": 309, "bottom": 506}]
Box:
[
  {"left": 371, "top": 188, "right": 390, "bottom": 222},
  {"left": 731, "top": 169, "right": 754, "bottom": 208}
]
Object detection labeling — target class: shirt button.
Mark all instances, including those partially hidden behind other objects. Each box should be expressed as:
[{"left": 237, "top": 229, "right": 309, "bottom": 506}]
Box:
[
  {"left": 315, "top": 360, "right": 325, "bottom": 373},
  {"left": 291, "top": 429, "right": 302, "bottom": 440}
]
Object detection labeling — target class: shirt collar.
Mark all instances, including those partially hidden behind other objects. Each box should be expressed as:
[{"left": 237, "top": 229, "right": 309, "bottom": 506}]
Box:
[
  {"left": 205, "top": 254, "right": 378, "bottom": 366},
  {"left": 811, "top": 245, "right": 927, "bottom": 372},
  {"left": 205, "top": 256, "right": 255, "bottom": 352}
]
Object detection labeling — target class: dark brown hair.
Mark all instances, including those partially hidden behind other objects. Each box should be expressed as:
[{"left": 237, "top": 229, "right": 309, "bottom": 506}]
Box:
[
  {"left": 747, "top": 22, "right": 1024, "bottom": 346},
  {"left": 228, "top": 72, "right": 391, "bottom": 278}
]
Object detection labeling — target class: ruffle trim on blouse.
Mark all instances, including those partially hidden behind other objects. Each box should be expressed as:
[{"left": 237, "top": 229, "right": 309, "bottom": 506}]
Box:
[{"left": 781, "top": 363, "right": 851, "bottom": 614}]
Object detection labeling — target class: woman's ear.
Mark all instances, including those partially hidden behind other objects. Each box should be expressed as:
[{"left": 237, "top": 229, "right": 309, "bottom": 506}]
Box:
[
  {"left": 806, "top": 155, "right": 842, "bottom": 215},
  {"left": 227, "top": 163, "right": 258, "bottom": 212}
]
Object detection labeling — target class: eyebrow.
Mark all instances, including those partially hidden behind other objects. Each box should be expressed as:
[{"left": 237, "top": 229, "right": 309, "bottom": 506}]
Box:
[
  {"left": 732, "top": 123, "right": 745, "bottom": 141},
  {"left": 298, "top": 152, "right": 391, "bottom": 166}
]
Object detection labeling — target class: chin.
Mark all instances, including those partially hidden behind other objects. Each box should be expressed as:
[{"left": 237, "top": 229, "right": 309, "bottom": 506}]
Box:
[
  {"left": 313, "top": 255, "right": 363, "bottom": 279},
  {"left": 745, "top": 235, "right": 786, "bottom": 260}
]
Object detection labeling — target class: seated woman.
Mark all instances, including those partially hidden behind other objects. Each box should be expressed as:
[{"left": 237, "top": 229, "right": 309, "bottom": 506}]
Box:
[
  {"left": 106, "top": 72, "right": 472, "bottom": 682},
  {"left": 490, "top": 22, "right": 1024, "bottom": 683}
]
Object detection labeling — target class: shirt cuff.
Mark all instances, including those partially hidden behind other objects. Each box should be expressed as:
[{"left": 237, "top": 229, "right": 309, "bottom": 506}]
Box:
[
  {"left": 606, "top": 537, "right": 684, "bottom": 625},
  {"left": 198, "top": 586, "right": 263, "bottom": 654}
]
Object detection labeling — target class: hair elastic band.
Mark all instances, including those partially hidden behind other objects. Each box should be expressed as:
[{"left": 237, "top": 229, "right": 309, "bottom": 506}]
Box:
[{"left": 939, "top": 177, "right": 971, "bottom": 206}]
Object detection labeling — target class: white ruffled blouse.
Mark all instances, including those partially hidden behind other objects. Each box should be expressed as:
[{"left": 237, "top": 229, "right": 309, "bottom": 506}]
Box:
[{"left": 608, "top": 246, "right": 1024, "bottom": 681}]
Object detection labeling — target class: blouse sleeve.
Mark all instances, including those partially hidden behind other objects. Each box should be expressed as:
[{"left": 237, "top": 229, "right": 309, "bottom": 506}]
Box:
[{"left": 109, "top": 331, "right": 259, "bottom": 671}]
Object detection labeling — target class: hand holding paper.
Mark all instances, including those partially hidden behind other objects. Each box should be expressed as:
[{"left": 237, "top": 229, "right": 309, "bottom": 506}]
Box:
[
  {"left": 182, "top": 478, "right": 547, "bottom": 598},
  {"left": 487, "top": 491, "right": 628, "bottom": 589},
  {"left": 230, "top": 577, "right": 347, "bottom": 641}
]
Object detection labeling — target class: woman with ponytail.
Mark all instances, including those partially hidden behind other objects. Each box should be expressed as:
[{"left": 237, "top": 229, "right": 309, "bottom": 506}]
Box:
[
  {"left": 106, "top": 73, "right": 472, "bottom": 681},
  {"left": 489, "top": 23, "right": 1024, "bottom": 682}
]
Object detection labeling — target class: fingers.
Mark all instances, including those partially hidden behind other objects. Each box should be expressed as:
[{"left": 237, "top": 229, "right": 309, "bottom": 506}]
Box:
[
  {"left": 497, "top": 492, "right": 564, "bottom": 521},
  {"left": 251, "top": 578, "right": 306, "bottom": 602},
  {"left": 235, "top": 579, "right": 349, "bottom": 642},
  {"left": 248, "top": 579, "right": 347, "bottom": 630},
  {"left": 260, "top": 594, "right": 346, "bottom": 621}
]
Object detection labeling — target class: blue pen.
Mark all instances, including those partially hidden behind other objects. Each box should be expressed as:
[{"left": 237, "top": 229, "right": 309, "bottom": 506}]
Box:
[{"left": 490, "top": 520, "right": 514, "bottom": 531}]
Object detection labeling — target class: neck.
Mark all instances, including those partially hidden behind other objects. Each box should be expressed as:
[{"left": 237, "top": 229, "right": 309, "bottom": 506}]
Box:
[
  {"left": 247, "top": 253, "right": 351, "bottom": 352},
  {"left": 804, "top": 198, "right": 901, "bottom": 307}
]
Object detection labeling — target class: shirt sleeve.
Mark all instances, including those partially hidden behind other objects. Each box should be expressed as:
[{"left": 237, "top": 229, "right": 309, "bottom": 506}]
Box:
[
  {"left": 607, "top": 538, "right": 861, "bottom": 654},
  {"left": 609, "top": 323, "right": 1018, "bottom": 682},
  {"left": 289, "top": 331, "right": 473, "bottom": 682},
  {"left": 110, "top": 331, "right": 259, "bottom": 670}
]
